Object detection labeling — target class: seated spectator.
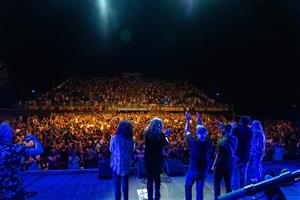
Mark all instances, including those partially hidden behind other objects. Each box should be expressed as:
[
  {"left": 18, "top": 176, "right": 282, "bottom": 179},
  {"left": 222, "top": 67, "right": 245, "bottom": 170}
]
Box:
[{"left": 21, "top": 76, "right": 228, "bottom": 110}]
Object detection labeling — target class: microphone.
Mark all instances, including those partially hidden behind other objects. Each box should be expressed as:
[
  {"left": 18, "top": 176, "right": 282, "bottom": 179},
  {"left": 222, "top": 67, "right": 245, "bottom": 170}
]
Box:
[{"left": 24, "top": 137, "right": 32, "bottom": 143}]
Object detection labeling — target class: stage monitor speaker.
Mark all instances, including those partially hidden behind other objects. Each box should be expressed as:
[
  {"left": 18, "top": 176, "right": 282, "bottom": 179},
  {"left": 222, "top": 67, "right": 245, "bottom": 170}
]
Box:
[
  {"left": 137, "top": 160, "right": 147, "bottom": 178},
  {"left": 98, "top": 160, "right": 112, "bottom": 179},
  {"left": 164, "top": 159, "right": 185, "bottom": 176}
]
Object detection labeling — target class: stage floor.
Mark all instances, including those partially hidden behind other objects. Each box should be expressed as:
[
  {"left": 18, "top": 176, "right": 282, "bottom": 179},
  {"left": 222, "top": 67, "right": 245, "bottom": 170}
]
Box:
[{"left": 23, "top": 160, "right": 300, "bottom": 200}]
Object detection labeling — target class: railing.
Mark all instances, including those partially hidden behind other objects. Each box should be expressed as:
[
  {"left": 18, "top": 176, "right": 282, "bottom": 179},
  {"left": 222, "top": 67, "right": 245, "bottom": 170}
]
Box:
[{"left": 20, "top": 104, "right": 231, "bottom": 113}]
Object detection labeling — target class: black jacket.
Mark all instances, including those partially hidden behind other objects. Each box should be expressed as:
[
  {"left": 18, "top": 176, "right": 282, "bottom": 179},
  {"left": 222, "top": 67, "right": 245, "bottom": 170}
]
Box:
[
  {"left": 232, "top": 125, "right": 253, "bottom": 162},
  {"left": 144, "top": 132, "right": 168, "bottom": 175},
  {"left": 215, "top": 135, "right": 238, "bottom": 171}
]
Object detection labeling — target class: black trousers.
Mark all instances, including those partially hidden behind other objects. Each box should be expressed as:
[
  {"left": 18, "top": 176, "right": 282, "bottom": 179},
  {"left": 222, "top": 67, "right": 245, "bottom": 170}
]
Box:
[
  {"left": 113, "top": 171, "right": 129, "bottom": 200},
  {"left": 147, "top": 174, "right": 161, "bottom": 200},
  {"left": 185, "top": 170, "right": 206, "bottom": 200},
  {"left": 214, "top": 169, "right": 233, "bottom": 200},
  {"left": 6, "top": 190, "right": 25, "bottom": 200}
]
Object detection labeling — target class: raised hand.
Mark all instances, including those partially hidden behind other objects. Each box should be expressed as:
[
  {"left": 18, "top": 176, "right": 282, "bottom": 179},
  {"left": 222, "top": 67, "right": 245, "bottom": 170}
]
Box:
[
  {"left": 196, "top": 112, "right": 203, "bottom": 125},
  {"left": 164, "top": 128, "right": 171, "bottom": 137},
  {"left": 231, "top": 121, "right": 237, "bottom": 128},
  {"left": 24, "top": 134, "right": 44, "bottom": 155},
  {"left": 217, "top": 122, "right": 223, "bottom": 130},
  {"left": 185, "top": 112, "right": 191, "bottom": 135},
  {"left": 185, "top": 112, "right": 191, "bottom": 122},
  {"left": 24, "top": 134, "right": 35, "bottom": 141}
]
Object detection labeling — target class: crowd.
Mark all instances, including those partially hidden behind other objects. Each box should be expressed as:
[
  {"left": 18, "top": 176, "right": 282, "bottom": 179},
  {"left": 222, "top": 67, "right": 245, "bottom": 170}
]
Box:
[
  {"left": 264, "top": 120, "right": 300, "bottom": 160},
  {"left": 1, "top": 112, "right": 298, "bottom": 171},
  {"left": 2, "top": 76, "right": 298, "bottom": 200},
  {"left": 21, "top": 76, "right": 227, "bottom": 109}
]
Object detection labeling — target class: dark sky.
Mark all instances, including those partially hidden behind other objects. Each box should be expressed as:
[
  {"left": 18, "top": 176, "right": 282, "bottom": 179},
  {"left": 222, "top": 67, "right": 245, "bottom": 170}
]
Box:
[{"left": 0, "top": 0, "right": 299, "bottom": 118}]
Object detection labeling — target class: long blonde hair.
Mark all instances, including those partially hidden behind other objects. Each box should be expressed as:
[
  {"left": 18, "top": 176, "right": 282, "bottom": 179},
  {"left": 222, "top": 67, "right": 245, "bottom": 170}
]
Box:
[
  {"left": 252, "top": 120, "right": 264, "bottom": 134},
  {"left": 145, "top": 117, "right": 164, "bottom": 141}
]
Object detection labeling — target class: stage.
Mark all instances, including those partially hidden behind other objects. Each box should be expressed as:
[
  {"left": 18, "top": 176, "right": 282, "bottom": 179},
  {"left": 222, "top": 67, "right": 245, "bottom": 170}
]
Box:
[{"left": 23, "top": 161, "right": 300, "bottom": 200}]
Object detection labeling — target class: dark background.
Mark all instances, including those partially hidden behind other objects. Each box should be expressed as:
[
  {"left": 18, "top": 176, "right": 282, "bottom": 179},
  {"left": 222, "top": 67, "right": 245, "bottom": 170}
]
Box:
[{"left": 0, "top": 0, "right": 299, "bottom": 118}]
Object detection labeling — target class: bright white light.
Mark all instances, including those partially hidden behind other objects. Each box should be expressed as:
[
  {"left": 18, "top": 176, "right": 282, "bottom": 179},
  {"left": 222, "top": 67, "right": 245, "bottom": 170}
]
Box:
[
  {"left": 99, "top": 0, "right": 108, "bottom": 18},
  {"left": 98, "top": 0, "right": 110, "bottom": 33},
  {"left": 97, "top": 0, "right": 119, "bottom": 35}
]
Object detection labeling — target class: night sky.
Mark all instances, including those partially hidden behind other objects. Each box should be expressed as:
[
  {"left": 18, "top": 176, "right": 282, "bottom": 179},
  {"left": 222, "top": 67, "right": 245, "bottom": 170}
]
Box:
[{"left": 0, "top": 0, "right": 299, "bottom": 118}]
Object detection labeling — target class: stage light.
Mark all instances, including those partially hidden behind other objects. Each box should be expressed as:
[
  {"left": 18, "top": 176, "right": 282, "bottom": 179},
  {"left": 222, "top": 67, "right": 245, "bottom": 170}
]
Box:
[
  {"left": 98, "top": 0, "right": 110, "bottom": 33},
  {"left": 96, "top": 0, "right": 119, "bottom": 35},
  {"left": 98, "top": 0, "right": 108, "bottom": 17}
]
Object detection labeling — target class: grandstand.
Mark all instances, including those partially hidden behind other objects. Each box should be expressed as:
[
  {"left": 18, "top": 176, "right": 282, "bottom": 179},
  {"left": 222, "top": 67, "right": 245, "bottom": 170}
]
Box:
[
  {"left": 0, "top": 75, "right": 297, "bottom": 171},
  {"left": 17, "top": 74, "right": 231, "bottom": 112}
]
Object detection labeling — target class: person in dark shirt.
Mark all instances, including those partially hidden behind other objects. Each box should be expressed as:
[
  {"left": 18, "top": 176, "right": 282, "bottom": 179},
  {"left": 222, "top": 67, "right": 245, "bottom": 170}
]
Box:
[
  {"left": 184, "top": 112, "right": 213, "bottom": 200},
  {"left": 232, "top": 116, "right": 253, "bottom": 189},
  {"left": 212, "top": 123, "right": 238, "bottom": 200},
  {"left": 0, "top": 122, "right": 44, "bottom": 200},
  {"left": 144, "top": 117, "right": 171, "bottom": 200}
]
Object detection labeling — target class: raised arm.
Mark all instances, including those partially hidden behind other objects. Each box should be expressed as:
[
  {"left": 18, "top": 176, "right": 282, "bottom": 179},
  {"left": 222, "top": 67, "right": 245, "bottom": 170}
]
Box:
[
  {"left": 231, "top": 121, "right": 237, "bottom": 129},
  {"left": 24, "top": 134, "right": 44, "bottom": 156},
  {"left": 185, "top": 112, "right": 191, "bottom": 135},
  {"left": 162, "top": 128, "right": 171, "bottom": 146},
  {"left": 109, "top": 136, "right": 114, "bottom": 153},
  {"left": 196, "top": 112, "right": 203, "bottom": 125},
  {"left": 217, "top": 121, "right": 223, "bottom": 132},
  {"left": 163, "top": 128, "right": 171, "bottom": 137}
]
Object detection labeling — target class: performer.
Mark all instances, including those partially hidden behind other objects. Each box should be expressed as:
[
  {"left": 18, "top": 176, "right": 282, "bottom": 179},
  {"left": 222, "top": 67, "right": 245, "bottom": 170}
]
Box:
[
  {"left": 0, "top": 122, "right": 44, "bottom": 200},
  {"left": 232, "top": 116, "right": 253, "bottom": 189},
  {"left": 212, "top": 123, "right": 237, "bottom": 200},
  {"left": 184, "top": 112, "right": 213, "bottom": 200},
  {"left": 144, "top": 117, "right": 171, "bottom": 200},
  {"left": 110, "top": 120, "right": 134, "bottom": 200},
  {"left": 250, "top": 120, "right": 265, "bottom": 183}
]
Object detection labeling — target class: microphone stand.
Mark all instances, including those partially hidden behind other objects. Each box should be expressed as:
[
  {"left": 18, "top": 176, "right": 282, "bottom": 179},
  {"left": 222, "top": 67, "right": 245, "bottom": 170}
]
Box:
[{"left": 218, "top": 169, "right": 300, "bottom": 200}]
